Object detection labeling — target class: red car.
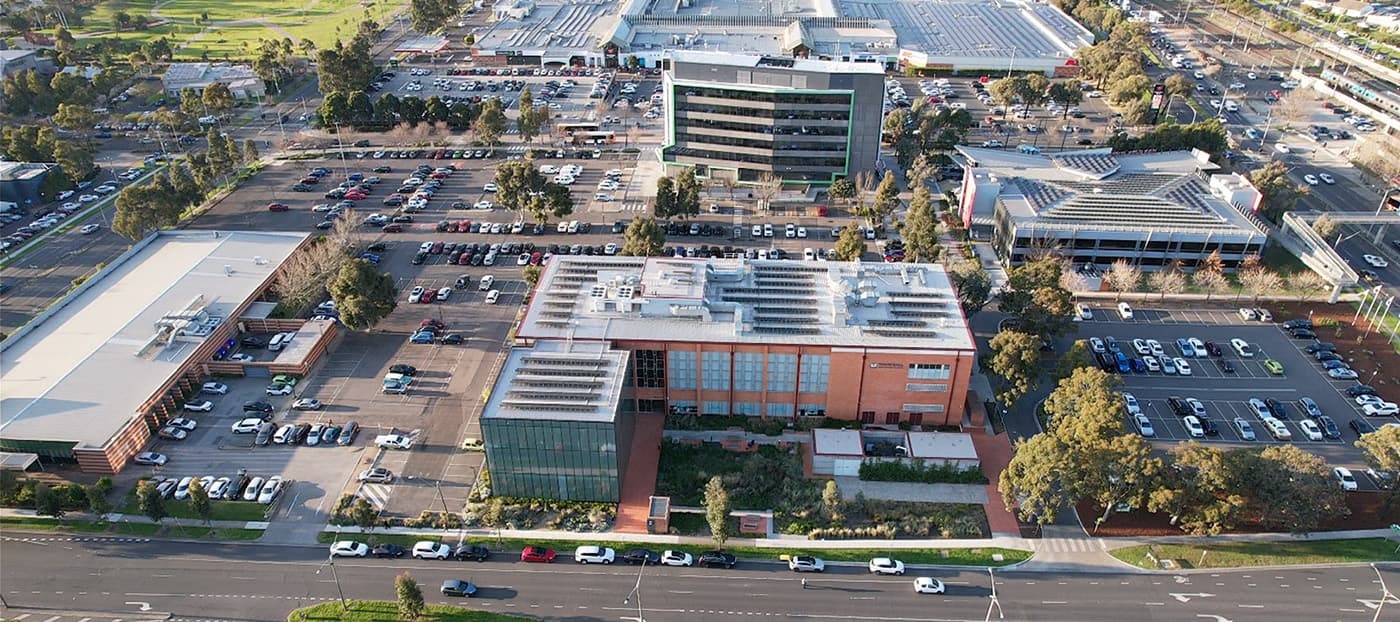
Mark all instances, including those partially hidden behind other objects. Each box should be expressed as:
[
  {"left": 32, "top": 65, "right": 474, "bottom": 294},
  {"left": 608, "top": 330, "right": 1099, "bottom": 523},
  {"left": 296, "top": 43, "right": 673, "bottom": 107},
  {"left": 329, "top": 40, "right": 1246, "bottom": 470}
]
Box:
[
  {"left": 381, "top": 224, "right": 403, "bottom": 233},
  {"left": 420, "top": 318, "right": 445, "bottom": 330},
  {"left": 457, "top": 220, "right": 471, "bottom": 232},
  {"left": 344, "top": 192, "right": 367, "bottom": 201},
  {"left": 419, "top": 289, "right": 436, "bottom": 303},
  {"left": 520, "top": 546, "right": 556, "bottom": 563},
  {"left": 267, "top": 202, "right": 290, "bottom": 212}
]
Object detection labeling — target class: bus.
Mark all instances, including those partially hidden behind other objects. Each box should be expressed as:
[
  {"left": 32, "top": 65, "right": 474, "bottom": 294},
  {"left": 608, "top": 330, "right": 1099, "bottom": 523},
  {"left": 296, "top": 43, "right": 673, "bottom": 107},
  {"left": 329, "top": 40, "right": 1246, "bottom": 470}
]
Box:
[
  {"left": 571, "top": 130, "right": 616, "bottom": 145},
  {"left": 556, "top": 122, "right": 601, "bottom": 136}
]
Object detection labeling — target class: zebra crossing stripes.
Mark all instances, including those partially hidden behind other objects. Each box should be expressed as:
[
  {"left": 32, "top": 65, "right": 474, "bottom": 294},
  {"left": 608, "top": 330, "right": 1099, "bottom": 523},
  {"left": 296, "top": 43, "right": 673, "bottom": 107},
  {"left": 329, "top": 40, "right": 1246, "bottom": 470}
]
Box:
[
  {"left": 1035, "top": 537, "right": 1105, "bottom": 553},
  {"left": 357, "top": 483, "right": 391, "bottom": 510}
]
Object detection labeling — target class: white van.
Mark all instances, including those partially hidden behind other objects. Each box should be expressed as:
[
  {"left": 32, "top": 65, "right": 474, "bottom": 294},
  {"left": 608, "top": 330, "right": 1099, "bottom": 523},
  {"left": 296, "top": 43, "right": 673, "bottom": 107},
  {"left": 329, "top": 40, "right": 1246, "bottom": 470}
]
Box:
[
  {"left": 567, "top": 220, "right": 580, "bottom": 234},
  {"left": 268, "top": 332, "right": 291, "bottom": 351},
  {"left": 478, "top": 275, "right": 495, "bottom": 291}
]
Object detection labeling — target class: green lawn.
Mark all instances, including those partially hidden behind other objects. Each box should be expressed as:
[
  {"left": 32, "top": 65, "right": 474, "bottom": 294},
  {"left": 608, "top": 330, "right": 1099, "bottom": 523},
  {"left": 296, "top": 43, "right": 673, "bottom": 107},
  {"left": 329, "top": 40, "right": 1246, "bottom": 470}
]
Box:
[
  {"left": 1110, "top": 539, "right": 1400, "bottom": 570},
  {"left": 314, "top": 532, "right": 1030, "bottom": 567},
  {"left": 122, "top": 484, "right": 270, "bottom": 522},
  {"left": 291, "top": 601, "right": 532, "bottom": 622}
]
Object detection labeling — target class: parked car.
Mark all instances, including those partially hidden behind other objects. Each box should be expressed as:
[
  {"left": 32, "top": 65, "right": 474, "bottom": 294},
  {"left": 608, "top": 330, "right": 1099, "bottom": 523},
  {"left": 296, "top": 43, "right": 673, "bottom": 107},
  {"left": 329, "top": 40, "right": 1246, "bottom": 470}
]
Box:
[
  {"left": 660, "top": 550, "right": 693, "bottom": 566},
  {"left": 330, "top": 541, "right": 369, "bottom": 558},
  {"left": 371, "top": 544, "right": 406, "bottom": 558},
  {"left": 132, "top": 451, "right": 168, "bottom": 466},
  {"left": 788, "top": 555, "right": 826, "bottom": 572},
  {"left": 574, "top": 545, "right": 616, "bottom": 564},
  {"left": 621, "top": 549, "right": 660, "bottom": 565},
  {"left": 520, "top": 546, "right": 557, "bottom": 563},
  {"left": 454, "top": 544, "right": 491, "bottom": 561},
  {"left": 869, "top": 557, "right": 906, "bottom": 575},
  {"left": 412, "top": 541, "right": 453, "bottom": 560}
]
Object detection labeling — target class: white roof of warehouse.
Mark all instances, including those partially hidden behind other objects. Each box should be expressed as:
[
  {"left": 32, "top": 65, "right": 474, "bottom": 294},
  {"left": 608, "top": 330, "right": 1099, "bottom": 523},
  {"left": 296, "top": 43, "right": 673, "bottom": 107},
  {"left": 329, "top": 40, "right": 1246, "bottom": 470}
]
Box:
[
  {"left": 0, "top": 231, "right": 306, "bottom": 449},
  {"left": 812, "top": 428, "right": 864, "bottom": 456},
  {"left": 905, "top": 432, "right": 977, "bottom": 461}
]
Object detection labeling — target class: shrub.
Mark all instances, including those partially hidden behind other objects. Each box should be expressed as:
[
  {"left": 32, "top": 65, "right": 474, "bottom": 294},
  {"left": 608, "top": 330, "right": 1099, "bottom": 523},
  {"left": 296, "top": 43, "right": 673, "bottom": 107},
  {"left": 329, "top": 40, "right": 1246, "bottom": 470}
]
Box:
[{"left": 858, "top": 459, "right": 989, "bottom": 485}]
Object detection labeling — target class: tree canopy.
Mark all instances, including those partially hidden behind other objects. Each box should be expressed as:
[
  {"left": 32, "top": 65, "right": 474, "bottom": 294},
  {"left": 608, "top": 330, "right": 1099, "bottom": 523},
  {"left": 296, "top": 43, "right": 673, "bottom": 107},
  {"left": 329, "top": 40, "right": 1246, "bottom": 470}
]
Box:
[
  {"left": 998, "top": 258, "right": 1074, "bottom": 339},
  {"left": 329, "top": 258, "right": 398, "bottom": 329},
  {"left": 621, "top": 216, "right": 666, "bottom": 257}
]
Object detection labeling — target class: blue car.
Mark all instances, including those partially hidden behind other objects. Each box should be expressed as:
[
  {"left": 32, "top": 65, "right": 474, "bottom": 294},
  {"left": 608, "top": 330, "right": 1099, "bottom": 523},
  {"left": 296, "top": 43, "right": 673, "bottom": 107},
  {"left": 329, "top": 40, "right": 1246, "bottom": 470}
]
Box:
[
  {"left": 410, "top": 331, "right": 435, "bottom": 344},
  {"left": 360, "top": 253, "right": 381, "bottom": 264},
  {"left": 1115, "top": 352, "right": 1131, "bottom": 373},
  {"left": 1129, "top": 358, "right": 1147, "bottom": 373}
]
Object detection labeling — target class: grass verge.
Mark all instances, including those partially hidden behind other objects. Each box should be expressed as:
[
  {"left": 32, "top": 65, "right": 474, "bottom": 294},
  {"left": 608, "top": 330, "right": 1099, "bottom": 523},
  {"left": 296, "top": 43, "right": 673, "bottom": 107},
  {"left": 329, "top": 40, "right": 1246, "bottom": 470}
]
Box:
[
  {"left": 122, "top": 485, "right": 270, "bottom": 522},
  {"left": 314, "top": 532, "right": 1029, "bottom": 567},
  {"left": 1, "top": 516, "right": 263, "bottom": 540},
  {"left": 291, "top": 600, "right": 532, "bottom": 622},
  {"left": 1109, "top": 539, "right": 1400, "bottom": 570}
]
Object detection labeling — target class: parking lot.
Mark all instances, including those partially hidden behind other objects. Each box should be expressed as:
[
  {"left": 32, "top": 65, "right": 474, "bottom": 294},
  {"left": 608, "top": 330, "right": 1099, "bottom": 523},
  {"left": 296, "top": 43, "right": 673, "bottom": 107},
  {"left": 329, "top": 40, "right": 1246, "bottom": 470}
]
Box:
[{"left": 1073, "top": 303, "right": 1399, "bottom": 489}]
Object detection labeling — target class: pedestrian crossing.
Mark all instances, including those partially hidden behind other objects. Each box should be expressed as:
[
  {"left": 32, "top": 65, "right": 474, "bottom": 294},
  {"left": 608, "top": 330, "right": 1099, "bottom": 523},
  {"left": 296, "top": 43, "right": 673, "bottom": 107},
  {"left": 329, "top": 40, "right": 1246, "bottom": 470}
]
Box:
[
  {"left": 1034, "top": 537, "right": 1106, "bottom": 553},
  {"left": 615, "top": 202, "right": 648, "bottom": 212},
  {"left": 358, "top": 483, "right": 391, "bottom": 510}
]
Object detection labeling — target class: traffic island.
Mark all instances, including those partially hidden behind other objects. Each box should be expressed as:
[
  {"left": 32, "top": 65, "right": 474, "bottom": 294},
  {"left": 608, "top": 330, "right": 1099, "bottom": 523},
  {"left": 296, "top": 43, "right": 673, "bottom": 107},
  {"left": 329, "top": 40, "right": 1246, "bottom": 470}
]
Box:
[{"left": 289, "top": 600, "right": 534, "bottom": 621}]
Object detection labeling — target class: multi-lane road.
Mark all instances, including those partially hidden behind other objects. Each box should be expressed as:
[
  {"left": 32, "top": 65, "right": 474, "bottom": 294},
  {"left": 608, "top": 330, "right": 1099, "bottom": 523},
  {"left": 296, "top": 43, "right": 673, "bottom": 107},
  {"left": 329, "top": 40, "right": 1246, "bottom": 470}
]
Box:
[{"left": 2, "top": 538, "right": 1397, "bottom": 621}]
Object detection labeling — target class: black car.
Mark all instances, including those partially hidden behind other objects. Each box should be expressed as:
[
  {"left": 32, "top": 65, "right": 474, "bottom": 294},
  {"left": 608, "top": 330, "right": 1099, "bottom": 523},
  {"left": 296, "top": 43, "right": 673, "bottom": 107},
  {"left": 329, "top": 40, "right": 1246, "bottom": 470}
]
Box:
[
  {"left": 454, "top": 544, "right": 490, "bottom": 561},
  {"left": 697, "top": 551, "right": 736, "bottom": 568},
  {"left": 1351, "top": 418, "right": 1378, "bottom": 435},
  {"left": 1283, "top": 318, "right": 1314, "bottom": 330},
  {"left": 621, "top": 548, "right": 660, "bottom": 565},
  {"left": 441, "top": 334, "right": 464, "bottom": 344},
  {"left": 1264, "top": 398, "right": 1289, "bottom": 420},
  {"left": 1346, "top": 384, "right": 1378, "bottom": 397},
  {"left": 289, "top": 423, "right": 311, "bottom": 444},
  {"left": 1289, "top": 328, "right": 1317, "bottom": 340},
  {"left": 371, "top": 543, "right": 406, "bottom": 558},
  {"left": 1200, "top": 418, "right": 1220, "bottom": 437},
  {"left": 1317, "top": 416, "right": 1342, "bottom": 439},
  {"left": 1216, "top": 358, "right": 1235, "bottom": 373},
  {"left": 390, "top": 364, "right": 418, "bottom": 376},
  {"left": 412, "top": 252, "right": 427, "bottom": 265},
  {"left": 1203, "top": 341, "right": 1223, "bottom": 357},
  {"left": 1316, "top": 351, "right": 1342, "bottom": 362},
  {"left": 366, "top": 242, "right": 388, "bottom": 252},
  {"left": 1166, "top": 396, "right": 1190, "bottom": 417},
  {"left": 1306, "top": 342, "right": 1337, "bottom": 353},
  {"left": 241, "top": 336, "right": 266, "bottom": 348},
  {"left": 292, "top": 184, "right": 314, "bottom": 192},
  {"left": 441, "top": 579, "right": 478, "bottom": 597},
  {"left": 243, "top": 401, "right": 274, "bottom": 413}
]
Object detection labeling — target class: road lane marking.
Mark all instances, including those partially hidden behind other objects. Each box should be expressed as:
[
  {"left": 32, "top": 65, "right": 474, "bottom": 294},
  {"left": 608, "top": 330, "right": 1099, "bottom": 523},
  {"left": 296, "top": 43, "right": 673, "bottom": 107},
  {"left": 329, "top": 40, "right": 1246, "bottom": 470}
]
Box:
[
  {"left": 1041, "top": 601, "right": 1067, "bottom": 604},
  {"left": 1237, "top": 604, "right": 1264, "bottom": 608}
]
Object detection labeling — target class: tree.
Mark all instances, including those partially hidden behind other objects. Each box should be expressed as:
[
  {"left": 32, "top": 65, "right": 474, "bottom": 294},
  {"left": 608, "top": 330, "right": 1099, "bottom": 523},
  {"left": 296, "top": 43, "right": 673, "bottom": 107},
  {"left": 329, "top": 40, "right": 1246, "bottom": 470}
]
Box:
[
  {"left": 409, "top": 0, "right": 459, "bottom": 32},
  {"left": 674, "top": 168, "right": 702, "bottom": 219},
  {"left": 242, "top": 139, "right": 260, "bottom": 164},
  {"left": 1147, "top": 262, "right": 1186, "bottom": 301},
  {"left": 988, "top": 331, "right": 1043, "bottom": 407},
  {"left": 349, "top": 496, "right": 378, "bottom": 532},
  {"left": 395, "top": 571, "right": 425, "bottom": 621},
  {"left": 1290, "top": 270, "right": 1328, "bottom": 301},
  {"left": 53, "top": 103, "right": 98, "bottom": 131},
  {"left": 833, "top": 224, "right": 867, "bottom": 261},
  {"left": 1313, "top": 213, "right": 1339, "bottom": 241},
  {"left": 516, "top": 87, "right": 541, "bottom": 143},
  {"left": 86, "top": 484, "right": 113, "bottom": 520},
  {"left": 828, "top": 177, "right": 856, "bottom": 205},
  {"left": 34, "top": 483, "right": 64, "bottom": 519},
  {"left": 1249, "top": 160, "right": 1307, "bottom": 222},
  {"left": 54, "top": 140, "right": 96, "bottom": 182},
  {"left": 902, "top": 187, "right": 940, "bottom": 262},
  {"left": 113, "top": 179, "right": 184, "bottom": 240},
  {"left": 755, "top": 172, "right": 782, "bottom": 213},
  {"left": 1047, "top": 81, "right": 1083, "bottom": 116},
  {"left": 328, "top": 258, "right": 398, "bottom": 329},
  {"left": 948, "top": 262, "right": 992, "bottom": 318},
  {"left": 1239, "top": 445, "right": 1347, "bottom": 535},
  {"left": 703, "top": 475, "right": 730, "bottom": 545},
  {"left": 1146, "top": 442, "right": 1247, "bottom": 535},
  {"left": 317, "top": 38, "right": 375, "bottom": 96},
  {"left": 1193, "top": 251, "right": 1231, "bottom": 301},
  {"left": 201, "top": 83, "right": 234, "bottom": 114},
  {"left": 822, "top": 480, "right": 842, "bottom": 518},
  {"left": 180, "top": 88, "right": 204, "bottom": 117},
  {"left": 137, "top": 480, "right": 167, "bottom": 525},
  {"left": 523, "top": 265, "right": 543, "bottom": 289},
  {"left": 525, "top": 181, "right": 574, "bottom": 226},
  {"left": 187, "top": 478, "right": 213, "bottom": 525},
  {"left": 882, "top": 107, "right": 910, "bottom": 145},
  {"left": 872, "top": 170, "right": 900, "bottom": 221},
  {"left": 999, "top": 258, "right": 1074, "bottom": 339},
  {"left": 621, "top": 216, "right": 666, "bottom": 257},
  {"left": 1238, "top": 262, "right": 1282, "bottom": 303},
  {"left": 1356, "top": 425, "right": 1400, "bottom": 510},
  {"left": 272, "top": 238, "right": 351, "bottom": 312},
  {"left": 473, "top": 97, "right": 507, "bottom": 145},
  {"left": 1162, "top": 74, "right": 1194, "bottom": 112},
  {"left": 653, "top": 176, "right": 677, "bottom": 218},
  {"left": 1104, "top": 259, "right": 1141, "bottom": 299},
  {"left": 906, "top": 153, "right": 939, "bottom": 190},
  {"left": 1054, "top": 339, "right": 1096, "bottom": 382}
]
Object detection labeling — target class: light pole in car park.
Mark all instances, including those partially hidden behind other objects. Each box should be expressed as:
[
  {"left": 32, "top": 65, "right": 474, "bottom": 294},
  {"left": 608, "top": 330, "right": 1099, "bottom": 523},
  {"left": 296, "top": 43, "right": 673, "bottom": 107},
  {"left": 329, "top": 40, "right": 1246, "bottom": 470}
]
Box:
[
  {"left": 317, "top": 554, "right": 348, "bottom": 611},
  {"left": 622, "top": 555, "right": 648, "bottom": 622}
]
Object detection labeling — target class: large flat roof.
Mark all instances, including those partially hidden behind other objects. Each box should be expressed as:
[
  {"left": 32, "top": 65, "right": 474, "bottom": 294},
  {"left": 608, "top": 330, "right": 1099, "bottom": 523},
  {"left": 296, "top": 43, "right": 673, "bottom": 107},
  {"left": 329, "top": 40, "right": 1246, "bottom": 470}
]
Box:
[
  {"left": 670, "top": 50, "right": 886, "bottom": 74},
  {"left": 0, "top": 231, "right": 307, "bottom": 449},
  {"left": 519, "top": 256, "right": 975, "bottom": 351},
  {"left": 483, "top": 340, "right": 629, "bottom": 423}
]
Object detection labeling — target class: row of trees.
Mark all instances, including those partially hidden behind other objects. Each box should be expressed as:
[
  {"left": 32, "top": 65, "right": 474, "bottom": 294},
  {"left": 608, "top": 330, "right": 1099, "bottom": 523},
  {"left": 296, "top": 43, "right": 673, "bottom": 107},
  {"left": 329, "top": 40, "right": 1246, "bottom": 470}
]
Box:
[
  {"left": 3, "top": 67, "right": 99, "bottom": 116},
  {"left": 316, "top": 91, "right": 510, "bottom": 142},
  {"left": 996, "top": 366, "right": 1384, "bottom": 535},
  {"left": 112, "top": 128, "right": 257, "bottom": 239},
  {"left": 513, "top": 87, "right": 552, "bottom": 144},
  {"left": 1092, "top": 253, "right": 1326, "bottom": 302},
  {"left": 315, "top": 19, "right": 380, "bottom": 96},
  {"left": 409, "top": 0, "right": 460, "bottom": 33},
  {"left": 879, "top": 106, "right": 973, "bottom": 171},
  {"left": 490, "top": 160, "right": 575, "bottom": 225},
  {"left": 827, "top": 170, "right": 902, "bottom": 224},
  {"left": 0, "top": 124, "right": 97, "bottom": 200},
  {"left": 1056, "top": 0, "right": 1160, "bottom": 124}
]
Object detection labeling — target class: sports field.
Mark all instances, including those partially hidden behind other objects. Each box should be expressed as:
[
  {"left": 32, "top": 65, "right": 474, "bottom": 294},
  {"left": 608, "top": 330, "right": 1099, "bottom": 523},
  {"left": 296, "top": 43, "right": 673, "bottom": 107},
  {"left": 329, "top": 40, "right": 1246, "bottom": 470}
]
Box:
[{"left": 76, "top": 0, "right": 408, "bottom": 59}]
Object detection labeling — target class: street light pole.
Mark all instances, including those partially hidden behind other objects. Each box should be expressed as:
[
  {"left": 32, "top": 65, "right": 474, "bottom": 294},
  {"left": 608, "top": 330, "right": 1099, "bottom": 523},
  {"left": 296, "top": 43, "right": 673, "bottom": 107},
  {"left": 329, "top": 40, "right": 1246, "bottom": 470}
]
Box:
[
  {"left": 622, "top": 557, "right": 647, "bottom": 622},
  {"left": 317, "top": 555, "right": 348, "bottom": 611},
  {"left": 1371, "top": 563, "right": 1397, "bottom": 622},
  {"left": 984, "top": 567, "right": 1003, "bottom": 622}
]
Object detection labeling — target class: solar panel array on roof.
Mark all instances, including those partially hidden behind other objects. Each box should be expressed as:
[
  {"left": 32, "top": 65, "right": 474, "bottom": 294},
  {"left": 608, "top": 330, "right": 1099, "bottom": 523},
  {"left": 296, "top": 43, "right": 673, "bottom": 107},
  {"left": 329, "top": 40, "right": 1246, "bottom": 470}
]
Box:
[
  {"left": 1051, "top": 154, "right": 1121, "bottom": 177},
  {"left": 1056, "top": 173, "right": 1177, "bottom": 195},
  {"left": 1041, "top": 195, "right": 1233, "bottom": 228},
  {"left": 1009, "top": 179, "right": 1073, "bottom": 212}
]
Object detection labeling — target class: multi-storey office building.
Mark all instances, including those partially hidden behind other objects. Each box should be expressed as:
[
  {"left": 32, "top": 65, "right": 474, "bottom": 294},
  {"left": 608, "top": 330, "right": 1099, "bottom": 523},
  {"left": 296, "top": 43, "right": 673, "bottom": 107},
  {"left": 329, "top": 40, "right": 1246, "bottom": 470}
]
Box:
[
  {"left": 660, "top": 51, "right": 885, "bottom": 185},
  {"left": 482, "top": 256, "right": 978, "bottom": 501}
]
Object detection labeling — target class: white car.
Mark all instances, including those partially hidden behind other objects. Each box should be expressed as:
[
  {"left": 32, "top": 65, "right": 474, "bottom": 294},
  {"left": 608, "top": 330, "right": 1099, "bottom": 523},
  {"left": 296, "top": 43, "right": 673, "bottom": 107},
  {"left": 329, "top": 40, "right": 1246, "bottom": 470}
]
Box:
[
  {"left": 483, "top": 183, "right": 498, "bottom": 192},
  {"left": 1356, "top": 395, "right": 1391, "bottom": 407},
  {"left": 412, "top": 541, "right": 452, "bottom": 560},
  {"left": 913, "top": 577, "right": 946, "bottom": 594},
  {"left": 167, "top": 417, "right": 198, "bottom": 431},
  {"left": 292, "top": 398, "right": 323, "bottom": 410},
  {"left": 1319, "top": 173, "right": 1336, "bottom": 184},
  {"left": 1123, "top": 392, "right": 1141, "bottom": 414},
  {"left": 133, "top": 451, "right": 168, "bottom": 466},
  {"left": 1363, "top": 402, "right": 1399, "bottom": 416},
  {"left": 183, "top": 401, "right": 213, "bottom": 412},
  {"left": 358, "top": 467, "right": 394, "bottom": 483},
  {"left": 788, "top": 555, "right": 825, "bottom": 572},
  {"left": 660, "top": 550, "right": 693, "bottom": 566},
  {"left": 1146, "top": 339, "right": 1164, "bottom": 357},
  {"left": 409, "top": 286, "right": 425, "bottom": 302},
  {"left": 306, "top": 423, "right": 326, "bottom": 445},
  {"left": 231, "top": 417, "right": 265, "bottom": 434},
  {"left": 1334, "top": 467, "right": 1359, "bottom": 491},
  {"left": 1261, "top": 417, "right": 1292, "bottom": 440},
  {"left": 241, "top": 477, "right": 265, "bottom": 501},
  {"left": 1142, "top": 356, "right": 1161, "bottom": 372},
  {"left": 868, "top": 557, "right": 906, "bottom": 575},
  {"left": 485, "top": 290, "right": 501, "bottom": 304},
  {"left": 1303, "top": 174, "right": 1319, "bottom": 186},
  {"left": 796, "top": 227, "right": 808, "bottom": 238},
  {"left": 1187, "top": 337, "right": 1207, "bottom": 357},
  {"left": 79, "top": 194, "right": 100, "bottom": 202},
  {"left": 208, "top": 477, "right": 232, "bottom": 499},
  {"left": 1174, "top": 357, "right": 1192, "bottom": 376},
  {"left": 1274, "top": 143, "right": 1291, "bottom": 154},
  {"left": 1247, "top": 398, "right": 1272, "bottom": 419},
  {"left": 1233, "top": 418, "right": 1257, "bottom": 441},
  {"left": 474, "top": 200, "right": 493, "bottom": 209},
  {"left": 1298, "top": 419, "right": 1324, "bottom": 441},
  {"left": 1329, "top": 368, "right": 1360, "bottom": 380},
  {"left": 202, "top": 382, "right": 229, "bottom": 395},
  {"left": 1133, "top": 413, "right": 1155, "bottom": 437},
  {"left": 330, "top": 541, "right": 370, "bottom": 557},
  {"left": 574, "top": 545, "right": 616, "bottom": 564},
  {"left": 174, "top": 476, "right": 195, "bottom": 500},
  {"left": 1183, "top": 415, "right": 1206, "bottom": 438},
  {"left": 1117, "top": 302, "right": 1133, "bottom": 320},
  {"left": 265, "top": 383, "right": 293, "bottom": 396},
  {"left": 1076, "top": 303, "right": 1093, "bottom": 321},
  {"left": 258, "top": 476, "right": 283, "bottom": 504},
  {"left": 1238, "top": 307, "right": 1258, "bottom": 321},
  {"left": 1089, "top": 337, "right": 1105, "bottom": 353},
  {"left": 1131, "top": 339, "right": 1150, "bottom": 355},
  {"left": 1230, "top": 338, "right": 1254, "bottom": 358},
  {"left": 375, "top": 434, "right": 413, "bottom": 449},
  {"left": 1363, "top": 254, "right": 1389, "bottom": 269}
]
